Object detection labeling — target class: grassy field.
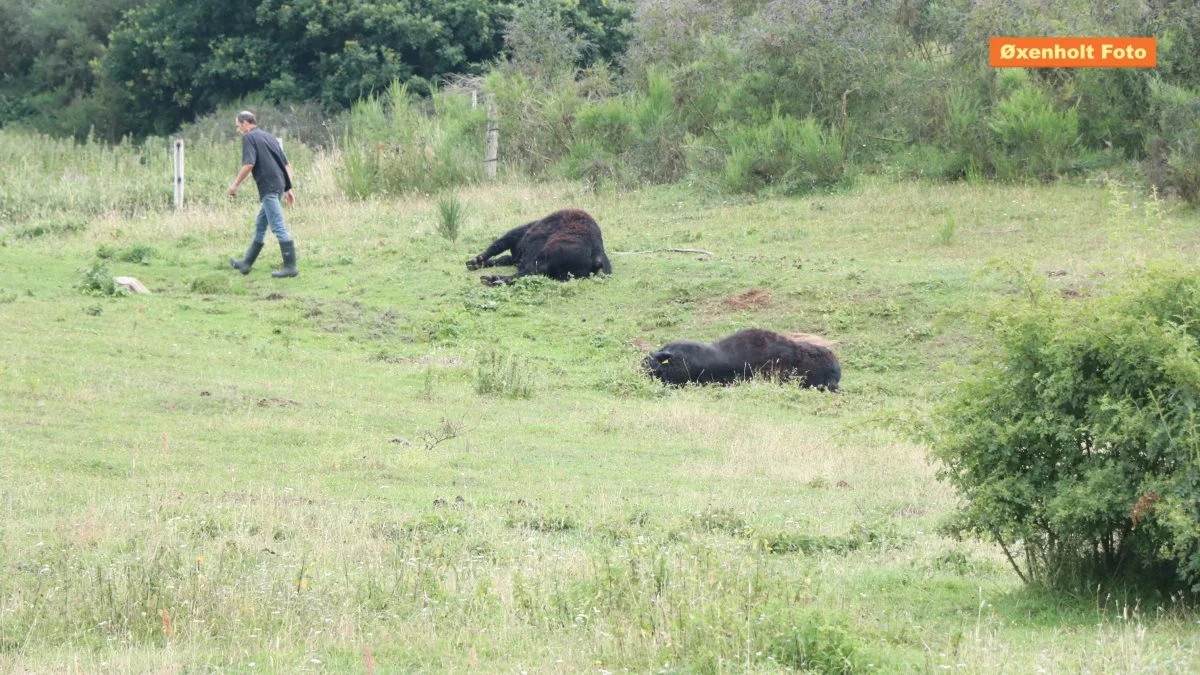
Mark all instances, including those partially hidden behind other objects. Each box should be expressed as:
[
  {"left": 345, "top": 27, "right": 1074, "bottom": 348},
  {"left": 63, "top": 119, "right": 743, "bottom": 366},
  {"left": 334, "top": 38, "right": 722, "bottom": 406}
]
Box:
[{"left": 2, "top": 151, "right": 1199, "bottom": 673}]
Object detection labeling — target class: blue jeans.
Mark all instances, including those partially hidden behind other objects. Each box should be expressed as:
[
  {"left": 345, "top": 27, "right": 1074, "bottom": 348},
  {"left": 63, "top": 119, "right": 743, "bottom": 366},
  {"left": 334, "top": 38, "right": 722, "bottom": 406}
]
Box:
[{"left": 252, "top": 194, "right": 292, "bottom": 244}]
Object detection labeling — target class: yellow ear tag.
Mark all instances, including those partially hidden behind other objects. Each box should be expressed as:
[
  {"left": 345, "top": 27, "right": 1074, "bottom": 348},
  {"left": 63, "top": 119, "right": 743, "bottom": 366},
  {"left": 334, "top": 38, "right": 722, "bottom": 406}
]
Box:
[{"left": 660, "top": 358, "right": 670, "bottom": 365}]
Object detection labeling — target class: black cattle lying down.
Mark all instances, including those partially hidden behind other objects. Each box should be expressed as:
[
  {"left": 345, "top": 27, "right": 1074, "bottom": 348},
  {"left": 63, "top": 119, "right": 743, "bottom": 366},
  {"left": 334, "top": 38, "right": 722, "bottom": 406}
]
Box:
[
  {"left": 643, "top": 328, "right": 841, "bottom": 391},
  {"left": 466, "top": 208, "right": 612, "bottom": 286}
]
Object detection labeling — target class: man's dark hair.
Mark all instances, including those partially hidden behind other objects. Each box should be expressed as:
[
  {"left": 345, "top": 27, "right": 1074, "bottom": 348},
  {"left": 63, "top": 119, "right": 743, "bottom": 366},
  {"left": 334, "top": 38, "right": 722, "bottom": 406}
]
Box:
[{"left": 237, "top": 111, "right": 256, "bottom": 125}]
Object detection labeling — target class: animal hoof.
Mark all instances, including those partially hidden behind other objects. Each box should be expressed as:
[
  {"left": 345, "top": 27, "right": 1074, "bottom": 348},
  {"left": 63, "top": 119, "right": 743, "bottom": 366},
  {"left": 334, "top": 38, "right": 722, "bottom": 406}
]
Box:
[{"left": 466, "top": 257, "right": 483, "bottom": 271}]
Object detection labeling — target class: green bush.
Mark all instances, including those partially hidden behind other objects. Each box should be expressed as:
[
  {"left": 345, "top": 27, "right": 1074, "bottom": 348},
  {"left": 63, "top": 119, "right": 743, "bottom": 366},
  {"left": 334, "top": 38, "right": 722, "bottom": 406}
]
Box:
[
  {"left": 75, "top": 261, "right": 124, "bottom": 298},
  {"left": 558, "top": 137, "right": 620, "bottom": 188},
  {"left": 336, "top": 82, "right": 485, "bottom": 199},
  {"left": 929, "top": 266, "right": 1200, "bottom": 593},
  {"left": 1145, "top": 78, "right": 1200, "bottom": 207},
  {"left": 1167, "top": 148, "right": 1200, "bottom": 207},
  {"left": 940, "top": 85, "right": 993, "bottom": 181},
  {"left": 483, "top": 68, "right": 585, "bottom": 178},
  {"left": 625, "top": 70, "right": 688, "bottom": 184},
  {"left": 763, "top": 612, "right": 859, "bottom": 674},
  {"left": 117, "top": 244, "right": 155, "bottom": 264},
  {"left": 559, "top": 69, "right": 687, "bottom": 187},
  {"left": 1071, "top": 69, "right": 1150, "bottom": 158},
  {"left": 988, "top": 78, "right": 1081, "bottom": 181},
  {"left": 719, "top": 112, "right": 847, "bottom": 195}
]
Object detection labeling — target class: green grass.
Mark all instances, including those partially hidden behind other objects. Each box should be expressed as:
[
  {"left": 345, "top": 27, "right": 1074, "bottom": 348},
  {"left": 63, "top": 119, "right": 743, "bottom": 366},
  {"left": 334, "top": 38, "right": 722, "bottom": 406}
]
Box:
[{"left": 1, "top": 161, "right": 1199, "bottom": 672}]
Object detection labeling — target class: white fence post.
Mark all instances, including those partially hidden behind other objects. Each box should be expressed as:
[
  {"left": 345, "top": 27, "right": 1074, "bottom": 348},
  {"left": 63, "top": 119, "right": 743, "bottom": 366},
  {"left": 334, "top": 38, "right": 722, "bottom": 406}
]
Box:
[
  {"left": 471, "top": 90, "right": 478, "bottom": 109},
  {"left": 173, "top": 139, "right": 185, "bottom": 208},
  {"left": 485, "top": 94, "right": 498, "bottom": 181}
]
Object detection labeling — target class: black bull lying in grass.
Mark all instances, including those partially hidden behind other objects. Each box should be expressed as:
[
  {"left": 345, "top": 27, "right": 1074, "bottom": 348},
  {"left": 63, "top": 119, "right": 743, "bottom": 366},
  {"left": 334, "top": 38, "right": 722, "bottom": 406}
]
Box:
[
  {"left": 643, "top": 329, "right": 842, "bottom": 391},
  {"left": 467, "top": 208, "right": 613, "bottom": 286}
]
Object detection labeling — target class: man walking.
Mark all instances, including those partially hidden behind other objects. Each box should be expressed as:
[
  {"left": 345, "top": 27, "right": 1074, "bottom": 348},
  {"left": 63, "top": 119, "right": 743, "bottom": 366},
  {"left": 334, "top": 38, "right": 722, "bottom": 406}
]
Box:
[{"left": 228, "top": 111, "right": 298, "bottom": 278}]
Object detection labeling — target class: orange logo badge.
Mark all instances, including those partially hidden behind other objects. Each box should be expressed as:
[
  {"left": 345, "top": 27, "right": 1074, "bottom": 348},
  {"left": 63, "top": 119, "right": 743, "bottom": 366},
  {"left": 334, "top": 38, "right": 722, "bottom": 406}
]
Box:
[{"left": 989, "top": 37, "right": 1156, "bottom": 68}]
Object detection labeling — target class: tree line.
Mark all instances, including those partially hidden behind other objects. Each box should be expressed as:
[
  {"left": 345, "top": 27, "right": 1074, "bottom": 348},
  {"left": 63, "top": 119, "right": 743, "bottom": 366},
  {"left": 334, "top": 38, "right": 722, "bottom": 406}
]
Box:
[
  {"left": 2, "top": 0, "right": 1199, "bottom": 204},
  {"left": 0, "top": 0, "right": 631, "bottom": 140}
]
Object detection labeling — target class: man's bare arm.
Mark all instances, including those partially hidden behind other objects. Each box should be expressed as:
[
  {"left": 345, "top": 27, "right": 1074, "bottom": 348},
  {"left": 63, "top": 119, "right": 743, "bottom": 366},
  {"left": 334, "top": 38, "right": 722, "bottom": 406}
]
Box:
[
  {"left": 283, "top": 163, "right": 296, "bottom": 205},
  {"left": 229, "top": 164, "right": 254, "bottom": 196}
]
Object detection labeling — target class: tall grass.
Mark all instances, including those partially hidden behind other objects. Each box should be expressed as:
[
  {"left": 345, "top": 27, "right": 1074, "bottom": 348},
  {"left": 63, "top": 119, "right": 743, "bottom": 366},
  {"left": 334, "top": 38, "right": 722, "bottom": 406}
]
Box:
[
  {"left": 0, "top": 127, "right": 321, "bottom": 227},
  {"left": 335, "top": 82, "right": 486, "bottom": 199},
  {"left": 435, "top": 191, "right": 467, "bottom": 243},
  {"left": 935, "top": 213, "right": 957, "bottom": 246},
  {"left": 474, "top": 350, "right": 534, "bottom": 398},
  {"left": 0, "top": 132, "right": 204, "bottom": 223}
]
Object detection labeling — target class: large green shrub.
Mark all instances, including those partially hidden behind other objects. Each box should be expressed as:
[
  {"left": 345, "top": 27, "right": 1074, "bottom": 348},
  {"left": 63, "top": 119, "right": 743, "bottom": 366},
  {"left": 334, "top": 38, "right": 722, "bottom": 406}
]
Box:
[
  {"left": 938, "top": 85, "right": 993, "bottom": 181},
  {"left": 988, "top": 76, "right": 1082, "bottom": 181},
  {"left": 1145, "top": 78, "right": 1200, "bottom": 207},
  {"left": 482, "top": 68, "right": 586, "bottom": 177},
  {"left": 560, "top": 69, "right": 687, "bottom": 187},
  {"left": 718, "top": 112, "right": 847, "bottom": 195},
  {"left": 1070, "top": 69, "right": 1150, "bottom": 159},
  {"left": 929, "top": 266, "right": 1200, "bottom": 593}
]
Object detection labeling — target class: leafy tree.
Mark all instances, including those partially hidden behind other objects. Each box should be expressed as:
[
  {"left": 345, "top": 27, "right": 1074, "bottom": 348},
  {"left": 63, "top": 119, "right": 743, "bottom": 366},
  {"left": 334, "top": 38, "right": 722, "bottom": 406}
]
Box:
[
  {"left": 0, "top": 0, "right": 144, "bottom": 135},
  {"left": 101, "top": 0, "right": 255, "bottom": 136}
]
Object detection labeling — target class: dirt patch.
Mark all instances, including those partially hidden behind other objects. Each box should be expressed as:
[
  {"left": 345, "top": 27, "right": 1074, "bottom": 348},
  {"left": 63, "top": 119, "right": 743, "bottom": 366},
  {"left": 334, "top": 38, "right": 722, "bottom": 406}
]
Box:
[
  {"left": 722, "top": 288, "right": 772, "bottom": 311},
  {"left": 628, "top": 338, "right": 655, "bottom": 353},
  {"left": 257, "top": 397, "right": 301, "bottom": 408},
  {"left": 264, "top": 293, "right": 285, "bottom": 301},
  {"left": 299, "top": 298, "right": 369, "bottom": 334}
]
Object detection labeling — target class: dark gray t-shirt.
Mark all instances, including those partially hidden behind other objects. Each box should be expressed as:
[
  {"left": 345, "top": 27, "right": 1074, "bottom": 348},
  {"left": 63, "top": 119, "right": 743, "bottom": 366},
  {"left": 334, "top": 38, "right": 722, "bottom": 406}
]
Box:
[{"left": 241, "top": 128, "right": 290, "bottom": 198}]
